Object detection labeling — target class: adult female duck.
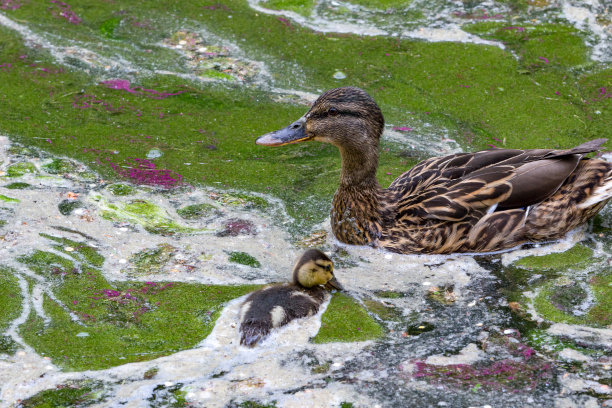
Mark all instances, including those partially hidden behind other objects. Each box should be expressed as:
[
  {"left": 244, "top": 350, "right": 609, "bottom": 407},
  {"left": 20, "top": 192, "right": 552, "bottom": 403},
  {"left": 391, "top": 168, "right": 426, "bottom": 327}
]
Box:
[{"left": 256, "top": 87, "right": 612, "bottom": 254}]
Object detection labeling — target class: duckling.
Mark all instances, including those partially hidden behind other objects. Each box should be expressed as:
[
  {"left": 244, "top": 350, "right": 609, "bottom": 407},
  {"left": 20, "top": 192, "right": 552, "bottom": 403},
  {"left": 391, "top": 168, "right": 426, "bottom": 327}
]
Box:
[
  {"left": 256, "top": 87, "right": 612, "bottom": 254},
  {"left": 239, "top": 249, "right": 341, "bottom": 347}
]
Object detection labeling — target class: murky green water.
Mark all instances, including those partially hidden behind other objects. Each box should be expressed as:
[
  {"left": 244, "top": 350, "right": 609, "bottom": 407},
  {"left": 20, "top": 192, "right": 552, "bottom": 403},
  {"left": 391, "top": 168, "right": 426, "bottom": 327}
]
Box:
[{"left": 0, "top": 0, "right": 611, "bottom": 406}]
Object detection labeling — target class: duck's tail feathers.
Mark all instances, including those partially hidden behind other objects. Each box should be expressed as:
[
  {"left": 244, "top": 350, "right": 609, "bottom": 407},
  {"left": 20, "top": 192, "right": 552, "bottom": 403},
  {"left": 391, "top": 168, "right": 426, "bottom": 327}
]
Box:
[
  {"left": 239, "top": 320, "right": 271, "bottom": 347},
  {"left": 544, "top": 138, "right": 608, "bottom": 159},
  {"left": 577, "top": 171, "right": 612, "bottom": 209}
]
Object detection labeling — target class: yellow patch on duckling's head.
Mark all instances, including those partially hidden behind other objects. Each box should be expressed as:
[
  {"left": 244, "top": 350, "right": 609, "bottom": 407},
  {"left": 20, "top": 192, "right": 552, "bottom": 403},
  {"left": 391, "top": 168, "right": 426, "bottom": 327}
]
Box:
[{"left": 292, "top": 249, "right": 341, "bottom": 289}]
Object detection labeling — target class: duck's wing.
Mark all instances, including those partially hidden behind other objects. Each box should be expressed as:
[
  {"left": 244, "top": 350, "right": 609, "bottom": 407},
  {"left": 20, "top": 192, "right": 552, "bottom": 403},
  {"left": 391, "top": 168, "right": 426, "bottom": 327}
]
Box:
[{"left": 389, "top": 139, "right": 607, "bottom": 222}]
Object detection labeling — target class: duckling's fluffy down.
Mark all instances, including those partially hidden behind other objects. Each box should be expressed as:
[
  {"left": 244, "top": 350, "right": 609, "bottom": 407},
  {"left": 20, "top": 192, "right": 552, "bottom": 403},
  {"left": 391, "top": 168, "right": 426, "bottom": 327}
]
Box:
[{"left": 239, "top": 285, "right": 327, "bottom": 347}]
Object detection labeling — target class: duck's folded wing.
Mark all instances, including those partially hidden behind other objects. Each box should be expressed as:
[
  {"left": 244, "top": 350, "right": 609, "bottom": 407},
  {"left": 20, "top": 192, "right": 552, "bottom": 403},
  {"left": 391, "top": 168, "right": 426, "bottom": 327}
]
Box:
[
  {"left": 392, "top": 139, "right": 607, "bottom": 222},
  {"left": 498, "top": 156, "right": 581, "bottom": 209},
  {"left": 398, "top": 156, "right": 586, "bottom": 222},
  {"left": 397, "top": 166, "right": 515, "bottom": 222}
]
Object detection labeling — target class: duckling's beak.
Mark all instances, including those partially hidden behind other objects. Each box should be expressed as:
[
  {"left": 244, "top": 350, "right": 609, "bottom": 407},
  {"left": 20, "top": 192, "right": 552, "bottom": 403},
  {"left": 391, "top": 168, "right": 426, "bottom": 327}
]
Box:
[
  {"left": 325, "top": 276, "right": 343, "bottom": 291},
  {"left": 255, "top": 117, "right": 312, "bottom": 146}
]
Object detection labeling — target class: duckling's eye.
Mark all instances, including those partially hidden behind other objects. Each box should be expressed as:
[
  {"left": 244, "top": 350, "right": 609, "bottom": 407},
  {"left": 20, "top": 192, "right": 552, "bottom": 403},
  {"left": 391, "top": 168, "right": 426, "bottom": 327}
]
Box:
[
  {"left": 325, "top": 264, "right": 332, "bottom": 272},
  {"left": 328, "top": 107, "right": 339, "bottom": 116}
]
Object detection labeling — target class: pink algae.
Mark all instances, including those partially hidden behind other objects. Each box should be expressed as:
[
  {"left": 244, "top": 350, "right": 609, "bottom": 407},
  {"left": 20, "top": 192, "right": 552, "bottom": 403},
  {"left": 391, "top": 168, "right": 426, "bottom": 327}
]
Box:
[
  {"left": 49, "top": 0, "right": 82, "bottom": 24},
  {"left": 101, "top": 79, "right": 185, "bottom": 100},
  {"left": 0, "top": 0, "right": 24, "bottom": 10},
  {"left": 412, "top": 359, "right": 552, "bottom": 392},
  {"left": 107, "top": 157, "right": 183, "bottom": 189},
  {"left": 73, "top": 94, "right": 124, "bottom": 113}
]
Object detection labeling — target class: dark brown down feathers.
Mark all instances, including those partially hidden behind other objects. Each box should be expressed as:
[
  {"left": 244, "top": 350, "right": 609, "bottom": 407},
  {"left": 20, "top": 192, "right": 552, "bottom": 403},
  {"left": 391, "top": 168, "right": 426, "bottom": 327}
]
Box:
[
  {"left": 239, "top": 249, "right": 336, "bottom": 347},
  {"left": 239, "top": 285, "right": 327, "bottom": 347},
  {"left": 258, "top": 87, "right": 612, "bottom": 254}
]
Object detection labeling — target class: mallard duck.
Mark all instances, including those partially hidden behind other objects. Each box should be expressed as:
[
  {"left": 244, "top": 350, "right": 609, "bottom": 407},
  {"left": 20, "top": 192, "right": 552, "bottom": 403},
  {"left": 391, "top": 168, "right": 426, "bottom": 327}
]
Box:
[
  {"left": 256, "top": 87, "right": 612, "bottom": 254},
  {"left": 239, "top": 249, "right": 341, "bottom": 347}
]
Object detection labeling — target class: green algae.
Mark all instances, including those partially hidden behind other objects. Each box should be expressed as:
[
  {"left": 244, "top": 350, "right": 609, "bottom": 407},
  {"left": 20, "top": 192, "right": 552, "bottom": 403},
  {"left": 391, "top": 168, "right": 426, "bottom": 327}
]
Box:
[
  {"left": 0, "top": 3, "right": 607, "bottom": 236},
  {"left": 373, "top": 290, "right": 405, "bottom": 299},
  {"left": 228, "top": 251, "right": 261, "bottom": 268},
  {"left": 0, "top": 335, "right": 19, "bottom": 355},
  {"left": 144, "top": 367, "right": 159, "bottom": 379},
  {"left": 97, "top": 197, "right": 201, "bottom": 235},
  {"left": 42, "top": 158, "right": 77, "bottom": 175},
  {"left": 107, "top": 184, "right": 135, "bottom": 196},
  {"left": 99, "top": 17, "right": 122, "bottom": 39},
  {"left": 0, "top": 267, "right": 22, "bottom": 326},
  {"left": 176, "top": 203, "right": 218, "bottom": 220},
  {"left": 533, "top": 271, "right": 612, "bottom": 328},
  {"left": 17, "top": 380, "right": 106, "bottom": 408},
  {"left": 463, "top": 22, "right": 590, "bottom": 70},
  {"left": 19, "top": 271, "right": 259, "bottom": 370},
  {"left": 200, "top": 69, "right": 235, "bottom": 81},
  {"left": 210, "top": 192, "right": 270, "bottom": 211},
  {"left": 4, "top": 182, "right": 30, "bottom": 189},
  {"left": 16, "top": 236, "right": 259, "bottom": 370},
  {"left": 7, "top": 145, "right": 38, "bottom": 158},
  {"left": 1, "top": 194, "right": 22, "bottom": 203},
  {"left": 426, "top": 285, "right": 457, "bottom": 305},
  {"left": 147, "top": 382, "right": 187, "bottom": 408},
  {"left": 311, "top": 360, "right": 331, "bottom": 374},
  {"left": 235, "top": 401, "right": 278, "bottom": 408},
  {"left": 525, "top": 329, "right": 603, "bottom": 358},
  {"left": 39, "top": 233, "right": 105, "bottom": 267},
  {"left": 7, "top": 162, "right": 37, "bottom": 178},
  {"left": 313, "top": 293, "right": 384, "bottom": 343},
  {"left": 363, "top": 299, "right": 403, "bottom": 322},
  {"left": 0, "top": 266, "right": 22, "bottom": 354},
  {"left": 58, "top": 199, "right": 85, "bottom": 215},
  {"left": 128, "top": 244, "right": 177, "bottom": 275},
  {"left": 513, "top": 244, "right": 594, "bottom": 271},
  {"left": 345, "top": 0, "right": 414, "bottom": 10},
  {"left": 263, "top": 0, "right": 316, "bottom": 16}
]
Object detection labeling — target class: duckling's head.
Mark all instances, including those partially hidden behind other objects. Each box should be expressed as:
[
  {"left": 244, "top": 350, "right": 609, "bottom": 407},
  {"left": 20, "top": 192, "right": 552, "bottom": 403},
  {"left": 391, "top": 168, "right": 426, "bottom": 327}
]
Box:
[
  {"left": 292, "top": 249, "right": 342, "bottom": 290},
  {"left": 256, "top": 87, "right": 384, "bottom": 151}
]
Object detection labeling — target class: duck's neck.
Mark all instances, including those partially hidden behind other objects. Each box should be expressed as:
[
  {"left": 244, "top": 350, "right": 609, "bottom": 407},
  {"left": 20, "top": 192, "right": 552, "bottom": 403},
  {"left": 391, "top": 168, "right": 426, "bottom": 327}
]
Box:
[
  {"left": 332, "top": 143, "right": 384, "bottom": 246},
  {"left": 338, "top": 144, "right": 380, "bottom": 188}
]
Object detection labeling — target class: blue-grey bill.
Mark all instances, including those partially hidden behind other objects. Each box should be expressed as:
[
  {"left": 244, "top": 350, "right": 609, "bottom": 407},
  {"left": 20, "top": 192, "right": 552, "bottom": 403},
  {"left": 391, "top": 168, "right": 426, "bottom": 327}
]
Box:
[{"left": 255, "top": 120, "right": 312, "bottom": 146}]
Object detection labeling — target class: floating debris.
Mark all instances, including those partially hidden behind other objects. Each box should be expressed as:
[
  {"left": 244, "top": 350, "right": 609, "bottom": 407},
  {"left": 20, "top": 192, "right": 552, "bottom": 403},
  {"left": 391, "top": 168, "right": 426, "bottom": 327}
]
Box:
[
  {"left": 333, "top": 70, "right": 347, "bottom": 79},
  {"left": 162, "top": 30, "right": 261, "bottom": 82},
  {"left": 145, "top": 149, "right": 163, "bottom": 159}
]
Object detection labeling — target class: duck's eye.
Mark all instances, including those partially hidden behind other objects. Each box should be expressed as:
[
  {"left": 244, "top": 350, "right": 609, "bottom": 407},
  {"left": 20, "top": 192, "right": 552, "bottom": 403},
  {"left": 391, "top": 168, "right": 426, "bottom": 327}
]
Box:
[
  {"left": 328, "top": 107, "right": 339, "bottom": 116},
  {"left": 325, "top": 264, "right": 332, "bottom": 272}
]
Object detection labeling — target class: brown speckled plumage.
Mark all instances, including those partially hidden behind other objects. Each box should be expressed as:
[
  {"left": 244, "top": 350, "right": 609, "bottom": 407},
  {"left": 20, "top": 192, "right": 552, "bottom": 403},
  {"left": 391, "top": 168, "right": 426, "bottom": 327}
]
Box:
[{"left": 256, "top": 87, "right": 612, "bottom": 254}]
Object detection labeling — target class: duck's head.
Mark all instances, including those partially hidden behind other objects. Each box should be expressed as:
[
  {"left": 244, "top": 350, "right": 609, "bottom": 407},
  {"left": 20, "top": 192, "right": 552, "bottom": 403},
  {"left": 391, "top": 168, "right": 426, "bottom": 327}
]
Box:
[
  {"left": 256, "top": 87, "right": 384, "bottom": 151},
  {"left": 293, "top": 249, "right": 343, "bottom": 290}
]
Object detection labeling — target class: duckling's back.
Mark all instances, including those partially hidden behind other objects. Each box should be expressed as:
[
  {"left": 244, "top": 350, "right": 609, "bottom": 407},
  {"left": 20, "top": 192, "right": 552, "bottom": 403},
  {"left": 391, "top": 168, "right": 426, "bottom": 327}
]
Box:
[{"left": 239, "top": 284, "right": 327, "bottom": 347}]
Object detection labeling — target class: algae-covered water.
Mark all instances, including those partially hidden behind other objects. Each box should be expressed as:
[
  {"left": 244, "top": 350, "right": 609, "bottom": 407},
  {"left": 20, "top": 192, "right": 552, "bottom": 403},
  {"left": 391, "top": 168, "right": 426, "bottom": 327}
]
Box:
[{"left": 0, "top": 0, "right": 611, "bottom": 407}]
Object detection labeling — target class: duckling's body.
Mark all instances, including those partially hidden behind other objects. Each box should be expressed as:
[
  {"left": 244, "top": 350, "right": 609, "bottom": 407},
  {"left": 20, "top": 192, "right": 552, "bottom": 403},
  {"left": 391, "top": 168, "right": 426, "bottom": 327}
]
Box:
[
  {"left": 257, "top": 87, "right": 612, "bottom": 254},
  {"left": 239, "top": 249, "right": 339, "bottom": 347}
]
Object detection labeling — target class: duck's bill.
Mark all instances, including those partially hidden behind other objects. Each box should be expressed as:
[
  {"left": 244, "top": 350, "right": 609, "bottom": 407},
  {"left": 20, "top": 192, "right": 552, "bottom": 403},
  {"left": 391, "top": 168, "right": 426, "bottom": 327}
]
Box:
[
  {"left": 325, "top": 276, "right": 343, "bottom": 291},
  {"left": 255, "top": 118, "right": 312, "bottom": 146}
]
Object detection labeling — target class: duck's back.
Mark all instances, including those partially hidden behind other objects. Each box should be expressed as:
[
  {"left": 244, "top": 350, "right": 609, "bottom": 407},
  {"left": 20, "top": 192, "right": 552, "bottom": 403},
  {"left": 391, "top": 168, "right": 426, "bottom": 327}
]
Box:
[
  {"left": 239, "top": 285, "right": 327, "bottom": 347},
  {"left": 379, "top": 139, "right": 612, "bottom": 253}
]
